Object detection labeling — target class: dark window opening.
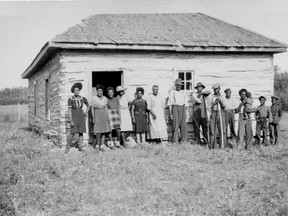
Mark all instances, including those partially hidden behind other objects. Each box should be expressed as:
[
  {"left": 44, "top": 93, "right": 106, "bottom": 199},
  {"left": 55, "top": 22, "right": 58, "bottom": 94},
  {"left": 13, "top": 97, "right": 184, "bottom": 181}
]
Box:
[{"left": 92, "top": 71, "right": 123, "bottom": 97}]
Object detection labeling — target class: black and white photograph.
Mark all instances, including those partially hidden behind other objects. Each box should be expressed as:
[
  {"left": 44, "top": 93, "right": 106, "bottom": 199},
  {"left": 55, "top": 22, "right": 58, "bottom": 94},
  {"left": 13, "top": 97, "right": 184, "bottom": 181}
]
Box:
[{"left": 0, "top": 0, "right": 288, "bottom": 215}]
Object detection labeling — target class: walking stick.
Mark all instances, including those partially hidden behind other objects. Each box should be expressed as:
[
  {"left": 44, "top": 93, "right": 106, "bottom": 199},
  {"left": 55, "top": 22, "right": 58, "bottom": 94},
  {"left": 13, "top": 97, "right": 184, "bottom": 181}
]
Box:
[
  {"left": 191, "top": 115, "right": 209, "bottom": 144},
  {"left": 218, "top": 103, "right": 224, "bottom": 148},
  {"left": 202, "top": 95, "right": 210, "bottom": 147}
]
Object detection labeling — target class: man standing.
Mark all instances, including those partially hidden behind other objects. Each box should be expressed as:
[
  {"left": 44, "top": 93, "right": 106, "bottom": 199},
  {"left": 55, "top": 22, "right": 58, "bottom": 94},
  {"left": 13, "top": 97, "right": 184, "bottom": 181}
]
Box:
[
  {"left": 235, "top": 89, "right": 254, "bottom": 149},
  {"left": 254, "top": 96, "right": 272, "bottom": 145},
  {"left": 207, "top": 83, "right": 226, "bottom": 149},
  {"left": 223, "top": 88, "right": 238, "bottom": 141},
  {"left": 168, "top": 78, "right": 188, "bottom": 144},
  {"left": 269, "top": 96, "right": 282, "bottom": 145},
  {"left": 147, "top": 85, "right": 168, "bottom": 142},
  {"left": 191, "top": 82, "right": 209, "bottom": 145}
]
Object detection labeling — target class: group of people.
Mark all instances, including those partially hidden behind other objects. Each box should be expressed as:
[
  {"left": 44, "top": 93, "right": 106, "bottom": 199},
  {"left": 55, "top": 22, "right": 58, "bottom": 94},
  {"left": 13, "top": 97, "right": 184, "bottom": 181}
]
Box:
[
  {"left": 64, "top": 78, "right": 282, "bottom": 153},
  {"left": 65, "top": 82, "right": 168, "bottom": 153},
  {"left": 189, "top": 80, "right": 282, "bottom": 149}
]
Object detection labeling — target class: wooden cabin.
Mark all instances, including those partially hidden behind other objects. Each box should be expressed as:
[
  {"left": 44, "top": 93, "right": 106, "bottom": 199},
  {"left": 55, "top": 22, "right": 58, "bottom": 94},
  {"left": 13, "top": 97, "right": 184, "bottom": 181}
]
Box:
[{"left": 22, "top": 13, "right": 286, "bottom": 145}]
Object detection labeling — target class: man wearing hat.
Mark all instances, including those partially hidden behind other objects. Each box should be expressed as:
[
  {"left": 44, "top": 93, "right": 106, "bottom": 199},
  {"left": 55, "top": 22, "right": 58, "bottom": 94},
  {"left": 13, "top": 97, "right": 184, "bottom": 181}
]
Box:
[
  {"left": 167, "top": 78, "right": 188, "bottom": 144},
  {"left": 191, "top": 82, "right": 210, "bottom": 145},
  {"left": 269, "top": 96, "right": 282, "bottom": 145},
  {"left": 254, "top": 96, "right": 272, "bottom": 145},
  {"left": 207, "top": 83, "right": 227, "bottom": 148},
  {"left": 223, "top": 88, "right": 238, "bottom": 141}
]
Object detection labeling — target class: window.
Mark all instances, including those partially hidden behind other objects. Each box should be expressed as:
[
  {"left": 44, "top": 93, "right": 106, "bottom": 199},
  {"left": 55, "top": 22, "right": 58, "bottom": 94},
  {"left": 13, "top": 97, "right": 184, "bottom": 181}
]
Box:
[
  {"left": 45, "top": 78, "right": 50, "bottom": 119},
  {"left": 178, "top": 71, "right": 194, "bottom": 90},
  {"left": 34, "top": 81, "right": 38, "bottom": 117}
]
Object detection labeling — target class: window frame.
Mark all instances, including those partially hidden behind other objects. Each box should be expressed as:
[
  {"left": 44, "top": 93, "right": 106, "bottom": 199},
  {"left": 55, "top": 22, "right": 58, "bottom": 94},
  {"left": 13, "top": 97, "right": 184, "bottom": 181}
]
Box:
[
  {"left": 177, "top": 70, "right": 195, "bottom": 91},
  {"left": 34, "top": 81, "right": 38, "bottom": 117},
  {"left": 45, "top": 78, "right": 50, "bottom": 120}
]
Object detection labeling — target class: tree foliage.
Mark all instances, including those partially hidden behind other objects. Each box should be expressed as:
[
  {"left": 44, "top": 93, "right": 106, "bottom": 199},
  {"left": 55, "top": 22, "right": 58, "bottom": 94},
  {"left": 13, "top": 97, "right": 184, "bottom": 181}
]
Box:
[
  {"left": 274, "top": 65, "right": 288, "bottom": 111},
  {"left": 0, "top": 87, "right": 28, "bottom": 105}
]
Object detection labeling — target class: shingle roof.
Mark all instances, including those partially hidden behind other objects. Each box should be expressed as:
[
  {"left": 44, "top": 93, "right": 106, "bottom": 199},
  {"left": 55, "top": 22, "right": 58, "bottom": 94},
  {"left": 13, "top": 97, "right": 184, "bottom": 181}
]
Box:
[
  {"left": 22, "top": 13, "right": 287, "bottom": 79},
  {"left": 52, "top": 13, "right": 286, "bottom": 49}
]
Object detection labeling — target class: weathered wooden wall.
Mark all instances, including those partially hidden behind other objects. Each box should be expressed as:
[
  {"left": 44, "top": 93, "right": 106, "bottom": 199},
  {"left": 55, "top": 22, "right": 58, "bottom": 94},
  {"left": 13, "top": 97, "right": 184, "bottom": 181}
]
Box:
[
  {"left": 58, "top": 51, "right": 274, "bottom": 144},
  {"left": 28, "top": 50, "right": 274, "bottom": 145},
  {"left": 28, "top": 54, "right": 62, "bottom": 138}
]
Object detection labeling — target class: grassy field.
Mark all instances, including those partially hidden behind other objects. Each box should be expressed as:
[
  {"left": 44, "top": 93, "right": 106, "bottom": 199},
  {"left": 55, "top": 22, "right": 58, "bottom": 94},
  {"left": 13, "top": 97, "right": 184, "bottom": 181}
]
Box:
[
  {"left": 0, "top": 107, "right": 287, "bottom": 215},
  {"left": 0, "top": 104, "right": 28, "bottom": 123}
]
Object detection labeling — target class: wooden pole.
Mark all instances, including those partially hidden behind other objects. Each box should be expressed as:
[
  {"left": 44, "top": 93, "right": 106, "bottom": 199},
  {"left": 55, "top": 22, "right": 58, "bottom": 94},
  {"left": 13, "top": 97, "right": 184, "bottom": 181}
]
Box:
[
  {"left": 218, "top": 103, "right": 224, "bottom": 148},
  {"left": 17, "top": 103, "right": 21, "bottom": 122},
  {"left": 203, "top": 95, "right": 210, "bottom": 146}
]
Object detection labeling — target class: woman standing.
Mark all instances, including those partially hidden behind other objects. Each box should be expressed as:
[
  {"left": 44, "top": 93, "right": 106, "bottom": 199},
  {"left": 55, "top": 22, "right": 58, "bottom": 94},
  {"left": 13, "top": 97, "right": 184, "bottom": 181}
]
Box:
[
  {"left": 131, "top": 87, "right": 149, "bottom": 144},
  {"left": 107, "top": 87, "right": 122, "bottom": 149},
  {"left": 65, "top": 83, "right": 90, "bottom": 154},
  {"left": 116, "top": 86, "right": 133, "bottom": 147},
  {"left": 91, "top": 84, "right": 111, "bottom": 151}
]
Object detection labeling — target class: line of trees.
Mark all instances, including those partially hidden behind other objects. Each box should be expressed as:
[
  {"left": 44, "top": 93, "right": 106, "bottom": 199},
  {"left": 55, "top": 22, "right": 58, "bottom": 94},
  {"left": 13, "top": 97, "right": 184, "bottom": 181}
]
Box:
[
  {"left": 0, "top": 87, "right": 28, "bottom": 105},
  {"left": 274, "top": 65, "right": 288, "bottom": 111}
]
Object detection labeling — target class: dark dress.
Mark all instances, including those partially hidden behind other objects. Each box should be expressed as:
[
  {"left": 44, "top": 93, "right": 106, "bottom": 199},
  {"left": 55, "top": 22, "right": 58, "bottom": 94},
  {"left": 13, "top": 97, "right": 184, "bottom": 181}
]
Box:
[
  {"left": 68, "top": 96, "right": 89, "bottom": 134},
  {"left": 132, "top": 98, "right": 148, "bottom": 133}
]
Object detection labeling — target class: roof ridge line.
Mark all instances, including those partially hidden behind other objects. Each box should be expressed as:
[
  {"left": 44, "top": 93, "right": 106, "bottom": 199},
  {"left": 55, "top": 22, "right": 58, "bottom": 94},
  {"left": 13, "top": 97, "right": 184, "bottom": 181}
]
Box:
[{"left": 198, "top": 13, "right": 288, "bottom": 48}]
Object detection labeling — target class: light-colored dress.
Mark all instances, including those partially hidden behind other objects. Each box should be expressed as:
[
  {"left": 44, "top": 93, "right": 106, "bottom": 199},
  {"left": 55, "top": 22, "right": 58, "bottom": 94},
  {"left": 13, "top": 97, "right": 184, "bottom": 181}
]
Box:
[
  {"left": 118, "top": 95, "right": 133, "bottom": 132},
  {"left": 91, "top": 96, "right": 111, "bottom": 134},
  {"left": 147, "top": 93, "right": 168, "bottom": 139}
]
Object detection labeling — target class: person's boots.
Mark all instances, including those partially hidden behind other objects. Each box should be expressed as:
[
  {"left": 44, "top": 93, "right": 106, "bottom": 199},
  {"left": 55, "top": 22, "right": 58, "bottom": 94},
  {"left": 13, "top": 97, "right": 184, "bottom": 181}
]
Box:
[
  {"left": 64, "top": 143, "right": 71, "bottom": 154},
  {"left": 78, "top": 139, "right": 84, "bottom": 152}
]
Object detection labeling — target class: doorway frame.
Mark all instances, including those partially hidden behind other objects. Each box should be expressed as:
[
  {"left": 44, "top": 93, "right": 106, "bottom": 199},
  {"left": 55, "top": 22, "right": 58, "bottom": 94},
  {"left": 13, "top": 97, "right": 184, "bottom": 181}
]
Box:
[{"left": 87, "top": 69, "right": 125, "bottom": 102}]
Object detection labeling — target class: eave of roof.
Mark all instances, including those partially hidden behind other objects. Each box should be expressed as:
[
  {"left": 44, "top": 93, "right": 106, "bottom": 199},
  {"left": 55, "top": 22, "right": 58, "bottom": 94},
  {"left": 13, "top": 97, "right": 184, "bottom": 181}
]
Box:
[{"left": 21, "top": 41, "right": 287, "bottom": 79}]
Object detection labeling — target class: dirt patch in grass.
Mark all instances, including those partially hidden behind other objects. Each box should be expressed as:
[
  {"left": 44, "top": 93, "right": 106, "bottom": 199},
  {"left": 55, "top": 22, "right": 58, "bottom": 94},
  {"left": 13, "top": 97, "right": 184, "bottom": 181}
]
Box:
[{"left": 0, "top": 115, "right": 288, "bottom": 215}]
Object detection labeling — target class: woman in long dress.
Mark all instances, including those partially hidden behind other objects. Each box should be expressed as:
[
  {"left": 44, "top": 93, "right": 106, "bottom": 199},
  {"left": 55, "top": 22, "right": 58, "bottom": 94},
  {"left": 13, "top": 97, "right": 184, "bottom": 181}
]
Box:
[
  {"left": 107, "top": 87, "right": 122, "bottom": 149},
  {"left": 147, "top": 85, "right": 168, "bottom": 142},
  {"left": 91, "top": 85, "right": 111, "bottom": 151},
  {"left": 131, "top": 87, "right": 149, "bottom": 144},
  {"left": 65, "top": 83, "right": 90, "bottom": 154},
  {"left": 116, "top": 86, "right": 133, "bottom": 147}
]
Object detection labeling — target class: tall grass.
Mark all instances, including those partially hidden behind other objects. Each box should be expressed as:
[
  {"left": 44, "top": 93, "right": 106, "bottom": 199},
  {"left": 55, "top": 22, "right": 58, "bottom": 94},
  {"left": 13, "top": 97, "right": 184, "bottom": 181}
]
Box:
[{"left": 0, "top": 113, "right": 288, "bottom": 215}]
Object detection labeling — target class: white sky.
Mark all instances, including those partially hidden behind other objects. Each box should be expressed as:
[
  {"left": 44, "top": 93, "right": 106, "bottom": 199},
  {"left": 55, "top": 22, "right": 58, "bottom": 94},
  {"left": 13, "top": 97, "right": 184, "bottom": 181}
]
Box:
[{"left": 0, "top": 0, "right": 287, "bottom": 88}]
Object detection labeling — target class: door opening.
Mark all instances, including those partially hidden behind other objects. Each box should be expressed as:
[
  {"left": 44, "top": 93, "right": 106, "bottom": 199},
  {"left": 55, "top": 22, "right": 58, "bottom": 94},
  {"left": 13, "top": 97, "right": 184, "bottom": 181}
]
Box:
[{"left": 92, "top": 71, "right": 123, "bottom": 96}]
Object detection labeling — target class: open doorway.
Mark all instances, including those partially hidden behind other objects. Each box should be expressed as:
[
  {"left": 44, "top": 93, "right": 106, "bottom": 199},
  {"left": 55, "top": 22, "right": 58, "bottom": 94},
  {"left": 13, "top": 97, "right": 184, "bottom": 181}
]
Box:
[{"left": 92, "top": 71, "right": 123, "bottom": 96}]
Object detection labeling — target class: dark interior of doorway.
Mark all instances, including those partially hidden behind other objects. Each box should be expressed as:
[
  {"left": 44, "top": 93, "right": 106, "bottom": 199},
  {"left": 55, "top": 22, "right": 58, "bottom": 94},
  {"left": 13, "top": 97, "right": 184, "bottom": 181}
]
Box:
[{"left": 92, "top": 71, "right": 122, "bottom": 97}]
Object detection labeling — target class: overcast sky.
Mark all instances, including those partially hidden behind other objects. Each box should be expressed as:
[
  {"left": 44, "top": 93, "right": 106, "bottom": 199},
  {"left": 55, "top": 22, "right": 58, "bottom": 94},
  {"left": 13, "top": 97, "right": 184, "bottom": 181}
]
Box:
[{"left": 0, "top": 0, "right": 287, "bottom": 89}]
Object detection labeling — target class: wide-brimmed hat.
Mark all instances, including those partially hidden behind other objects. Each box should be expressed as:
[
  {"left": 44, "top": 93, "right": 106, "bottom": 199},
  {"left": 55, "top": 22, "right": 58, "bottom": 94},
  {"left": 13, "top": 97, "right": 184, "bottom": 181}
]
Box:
[
  {"left": 116, "top": 86, "right": 127, "bottom": 92},
  {"left": 195, "top": 82, "right": 205, "bottom": 89},
  {"left": 259, "top": 96, "right": 266, "bottom": 101},
  {"left": 271, "top": 95, "right": 279, "bottom": 100},
  {"left": 71, "top": 83, "right": 82, "bottom": 93},
  {"left": 212, "top": 83, "right": 221, "bottom": 90},
  {"left": 175, "top": 78, "right": 183, "bottom": 85}
]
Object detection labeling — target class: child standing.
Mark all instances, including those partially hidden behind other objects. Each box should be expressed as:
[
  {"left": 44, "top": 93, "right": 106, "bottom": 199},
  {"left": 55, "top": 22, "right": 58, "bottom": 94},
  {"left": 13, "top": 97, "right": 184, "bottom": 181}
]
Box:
[
  {"left": 242, "top": 92, "right": 254, "bottom": 119},
  {"left": 254, "top": 96, "right": 272, "bottom": 145},
  {"left": 269, "top": 96, "right": 282, "bottom": 145}
]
